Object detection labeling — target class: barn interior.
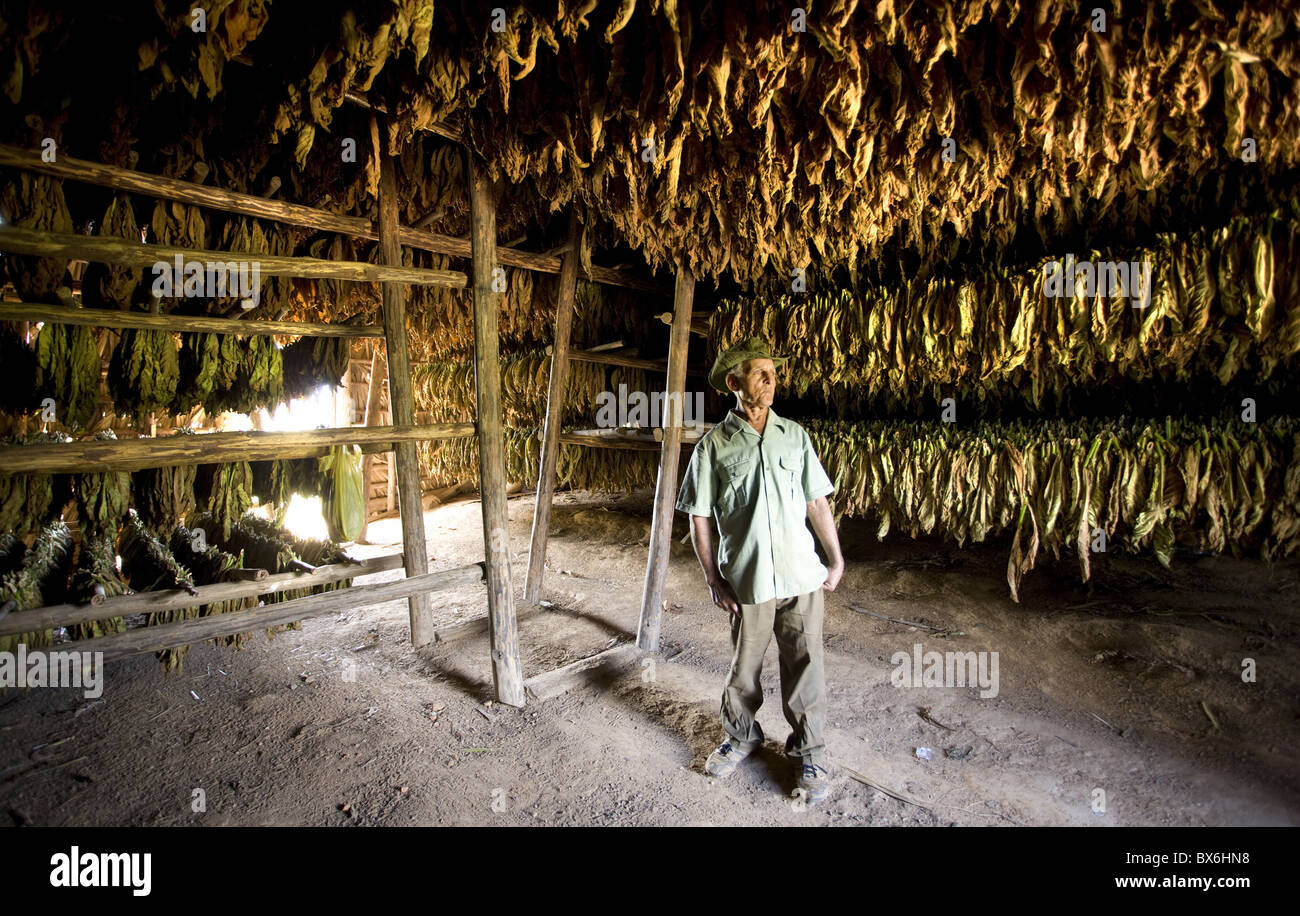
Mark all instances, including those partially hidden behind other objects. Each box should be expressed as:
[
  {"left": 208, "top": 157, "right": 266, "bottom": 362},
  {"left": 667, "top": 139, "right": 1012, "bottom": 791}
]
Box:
[{"left": 0, "top": 1, "right": 1297, "bottom": 826}]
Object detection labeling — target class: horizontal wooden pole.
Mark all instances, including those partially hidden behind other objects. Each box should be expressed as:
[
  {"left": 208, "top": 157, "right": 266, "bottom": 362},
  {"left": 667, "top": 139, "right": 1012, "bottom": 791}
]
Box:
[
  {"left": 564, "top": 427, "right": 629, "bottom": 438},
  {"left": 0, "top": 554, "right": 407, "bottom": 637},
  {"left": 0, "top": 423, "right": 476, "bottom": 475},
  {"left": 430, "top": 602, "right": 542, "bottom": 645},
  {"left": 0, "top": 144, "right": 667, "bottom": 295},
  {"left": 0, "top": 303, "right": 384, "bottom": 337},
  {"left": 569, "top": 348, "right": 666, "bottom": 371},
  {"left": 0, "top": 143, "right": 367, "bottom": 239},
  {"left": 343, "top": 90, "right": 465, "bottom": 143},
  {"left": 655, "top": 311, "right": 710, "bottom": 337},
  {"left": 401, "top": 223, "right": 670, "bottom": 294},
  {"left": 0, "top": 226, "right": 467, "bottom": 287},
  {"left": 653, "top": 425, "right": 712, "bottom": 441},
  {"left": 524, "top": 643, "right": 639, "bottom": 701},
  {"left": 65, "top": 563, "right": 488, "bottom": 663},
  {"left": 570, "top": 348, "right": 706, "bottom": 376},
  {"left": 571, "top": 349, "right": 666, "bottom": 371},
  {"left": 559, "top": 433, "right": 693, "bottom": 451},
  {"left": 586, "top": 339, "right": 626, "bottom": 352}
]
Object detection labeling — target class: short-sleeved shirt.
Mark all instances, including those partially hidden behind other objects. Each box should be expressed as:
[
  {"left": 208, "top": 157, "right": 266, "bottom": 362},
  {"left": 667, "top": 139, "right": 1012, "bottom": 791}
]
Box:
[{"left": 675, "top": 407, "right": 836, "bottom": 604}]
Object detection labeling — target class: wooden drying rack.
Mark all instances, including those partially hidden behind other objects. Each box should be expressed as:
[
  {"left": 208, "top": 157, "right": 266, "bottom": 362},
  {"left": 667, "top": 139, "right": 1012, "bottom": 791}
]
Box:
[{"left": 0, "top": 121, "right": 700, "bottom": 703}]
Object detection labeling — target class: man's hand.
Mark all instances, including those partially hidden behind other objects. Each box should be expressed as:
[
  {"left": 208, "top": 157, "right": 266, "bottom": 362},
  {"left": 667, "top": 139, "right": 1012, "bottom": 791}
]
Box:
[
  {"left": 823, "top": 558, "right": 845, "bottom": 592},
  {"left": 708, "top": 577, "right": 742, "bottom": 617},
  {"left": 807, "top": 496, "right": 846, "bottom": 593},
  {"left": 690, "top": 515, "right": 742, "bottom": 617}
]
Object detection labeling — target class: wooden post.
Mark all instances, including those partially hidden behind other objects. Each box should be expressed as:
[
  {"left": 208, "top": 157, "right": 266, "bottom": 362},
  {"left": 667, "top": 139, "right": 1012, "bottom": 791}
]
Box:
[
  {"left": 377, "top": 129, "right": 436, "bottom": 647},
  {"left": 636, "top": 264, "right": 695, "bottom": 652},
  {"left": 363, "top": 351, "right": 385, "bottom": 427},
  {"left": 525, "top": 211, "right": 582, "bottom": 604},
  {"left": 467, "top": 151, "right": 526, "bottom": 707},
  {"left": 360, "top": 349, "right": 387, "bottom": 540},
  {"left": 386, "top": 453, "right": 397, "bottom": 512}
]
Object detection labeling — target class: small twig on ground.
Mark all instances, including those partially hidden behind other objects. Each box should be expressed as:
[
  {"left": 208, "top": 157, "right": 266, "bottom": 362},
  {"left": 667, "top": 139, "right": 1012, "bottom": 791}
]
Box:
[
  {"left": 850, "top": 605, "right": 949, "bottom": 632},
  {"left": 1064, "top": 599, "right": 1123, "bottom": 611},
  {"left": 918, "top": 707, "right": 955, "bottom": 731},
  {"left": 73, "top": 700, "right": 105, "bottom": 718},
  {"left": 840, "top": 763, "right": 932, "bottom": 811},
  {"left": 1091, "top": 712, "right": 1119, "bottom": 732},
  {"left": 2, "top": 755, "right": 90, "bottom": 786},
  {"left": 957, "top": 802, "right": 1026, "bottom": 826}
]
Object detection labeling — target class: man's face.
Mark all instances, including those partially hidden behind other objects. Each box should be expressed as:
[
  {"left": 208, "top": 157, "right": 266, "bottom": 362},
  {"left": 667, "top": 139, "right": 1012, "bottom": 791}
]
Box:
[{"left": 727, "top": 357, "right": 777, "bottom": 408}]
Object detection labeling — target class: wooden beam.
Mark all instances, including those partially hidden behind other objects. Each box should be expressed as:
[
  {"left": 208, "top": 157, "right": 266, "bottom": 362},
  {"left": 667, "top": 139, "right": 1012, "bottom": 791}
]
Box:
[
  {"left": 0, "top": 554, "right": 406, "bottom": 638},
  {"left": 558, "top": 433, "right": 682, "bottom": 451},
  {"left": 64, "top": 564, "right": 486, "bottom": 663},
  {"left": 524, "top": 643, "right": 639, "bottom": 701},
  {"left": 653, "top": 424, "right": 712, "bottom": 442},
  {"left": 0, "top": 225, "right": 466, "bottom": 288},
  {"left": 0, "top": 303, "right": 382, "bottom": 337},
  {"left": 570, "top": 347, "right": 706, "bottom": 376},
  {"left": 357, "top": 440, "right": 408, "bottom": 456},
  {"left": 0, "top": 143, "right": 667, "bottom": 295},
  {"left": 655, "top": 310, "right": 710, "bottom": 337},
  {"left": 430, "top": 601, "right": 542, "bottom": 645},
  {"left": 525, "top": 211, "right": 581, "bottom": 605},
  {"left": 343, "top": 91, "right": 465, "bottom": 143},
  {"left": 467, "top": 151, "right": 526, "bottom": 708},
  {"left": 636, "top": 265, "right": 696, "bottom": 652},
  {"left": 586, "top": 339, "right": 626, "bottom": 352},
  {"left": 569, "top": 349, "right": 666, "bottom": 371},
  {"left": 0, "top": 143, "right": 365, "bottom": 236},
  {"left": 360, "top": 349, "right": 388, "bottom": 536},
  {"left": 397, "top": 224, "right": 668, "bottom": 294},
  {"left": 0, "top": 423, "right": 475, "bottom": 475},
  {"left": 386, "top": 452, "right": 397, "bottom": 513},
  {"left": 377, "top": 128, "right": 437, "bottom": 649}
]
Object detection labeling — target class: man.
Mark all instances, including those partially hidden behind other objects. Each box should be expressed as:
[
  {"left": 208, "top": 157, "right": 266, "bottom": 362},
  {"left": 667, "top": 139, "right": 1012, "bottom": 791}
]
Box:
[{"left": 675, "top": 336, "right": 845, "bottom": 803}]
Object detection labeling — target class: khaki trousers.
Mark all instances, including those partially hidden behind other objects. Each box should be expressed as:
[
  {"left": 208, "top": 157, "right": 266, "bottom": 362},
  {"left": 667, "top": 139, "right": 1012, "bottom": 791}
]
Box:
[{"left": 720, "top": 588, "right": 827, "bottom": 766}]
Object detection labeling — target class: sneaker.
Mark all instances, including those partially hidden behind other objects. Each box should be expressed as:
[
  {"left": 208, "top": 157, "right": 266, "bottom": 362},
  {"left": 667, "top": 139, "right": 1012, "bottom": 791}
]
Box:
[
  {"left": 704, "top": 741, "right": 756, "bottom": 778},
  {"left": 797, "top": 763, "right": 831, "bottom": 803}
]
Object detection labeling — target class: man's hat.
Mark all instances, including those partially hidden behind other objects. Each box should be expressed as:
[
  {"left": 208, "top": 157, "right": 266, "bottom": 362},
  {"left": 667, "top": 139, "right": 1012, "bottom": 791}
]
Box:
[{"left": 708, "top": 336, "right": 788, "bottom": 392}]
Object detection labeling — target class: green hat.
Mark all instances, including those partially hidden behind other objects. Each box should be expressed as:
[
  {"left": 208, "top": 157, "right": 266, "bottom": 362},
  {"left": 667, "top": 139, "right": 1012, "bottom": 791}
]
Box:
[{"left": 708, "top": 336, "right": 788, "bottom": 392}]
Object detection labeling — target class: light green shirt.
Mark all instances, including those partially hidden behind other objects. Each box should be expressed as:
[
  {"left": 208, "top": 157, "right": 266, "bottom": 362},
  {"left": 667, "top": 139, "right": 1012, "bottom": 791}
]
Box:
[{"left": 675, "top": 407, "right": 836, "bottom": 604}]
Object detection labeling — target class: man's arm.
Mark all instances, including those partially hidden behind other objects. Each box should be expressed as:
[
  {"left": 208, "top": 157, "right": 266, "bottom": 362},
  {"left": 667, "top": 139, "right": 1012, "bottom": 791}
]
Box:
[
  {"left": 690, "top": 514, "right": 741, "bottom": 616},
  {"left": 806, "top": 496, "right": 845, "bottom": 591}
]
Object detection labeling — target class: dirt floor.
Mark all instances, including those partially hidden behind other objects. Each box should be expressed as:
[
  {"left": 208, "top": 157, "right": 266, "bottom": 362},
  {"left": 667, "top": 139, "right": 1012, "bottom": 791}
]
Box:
[{"left": 2, "top": 489, "right": 1298, "bottom": 827}]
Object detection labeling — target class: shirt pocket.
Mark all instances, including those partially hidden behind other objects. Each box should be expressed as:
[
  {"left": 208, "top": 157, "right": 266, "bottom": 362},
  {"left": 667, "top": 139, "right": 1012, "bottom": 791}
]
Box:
[
  {"left": 716, "top": 454, "right": 756, "bottom": 513},
  {"left": 778, "top": 451, "right": 803, "bottom": 501}
]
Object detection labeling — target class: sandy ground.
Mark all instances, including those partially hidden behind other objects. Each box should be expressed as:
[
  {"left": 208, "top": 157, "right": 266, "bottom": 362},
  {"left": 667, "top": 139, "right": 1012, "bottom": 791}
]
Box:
[{"left": 1, "top": 489, "right": 1297, "bottom": 827}]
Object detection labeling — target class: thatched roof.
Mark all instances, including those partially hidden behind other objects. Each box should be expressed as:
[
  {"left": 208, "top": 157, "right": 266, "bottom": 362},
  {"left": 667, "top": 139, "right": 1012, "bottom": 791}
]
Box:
[{"left": 3, "top": 1, "right": 1299, "bottom": 287}]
